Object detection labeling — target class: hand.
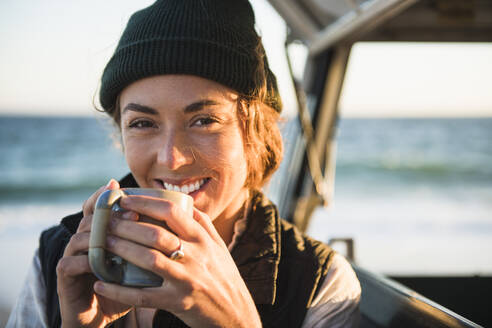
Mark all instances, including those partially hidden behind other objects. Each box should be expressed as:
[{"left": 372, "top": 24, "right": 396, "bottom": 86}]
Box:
[
  {"left": 56, "top": 179, "right": 133, "bottom": 328},
  {"left": 93, "top": 195, "right": 262, "bottom": 328}
]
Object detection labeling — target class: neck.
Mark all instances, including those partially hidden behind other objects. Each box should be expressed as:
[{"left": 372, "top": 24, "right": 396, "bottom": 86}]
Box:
[{"left": 213, "top": 189, "right": 250, "bottom": 245}]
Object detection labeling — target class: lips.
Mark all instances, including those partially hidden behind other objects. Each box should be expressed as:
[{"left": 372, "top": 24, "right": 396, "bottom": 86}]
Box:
[{"left": 154, "top": 178, "right": 210, "bottom": 195}]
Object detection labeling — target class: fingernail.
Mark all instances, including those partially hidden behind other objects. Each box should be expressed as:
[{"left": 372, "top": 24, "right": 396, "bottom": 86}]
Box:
[
  {"left": 122, "top": 211, "right": 138, "bottom": 221},
  {"left": 94, "top": 281, "right": 104, "bottom": 293},
  {"left": 106, "top": 178, "right": 116, "bottom": 188}
]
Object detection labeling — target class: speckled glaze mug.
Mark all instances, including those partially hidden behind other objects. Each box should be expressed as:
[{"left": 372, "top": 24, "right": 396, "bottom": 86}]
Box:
[{"left": 88, "top": 188, "right": 193, "bottom": 287}]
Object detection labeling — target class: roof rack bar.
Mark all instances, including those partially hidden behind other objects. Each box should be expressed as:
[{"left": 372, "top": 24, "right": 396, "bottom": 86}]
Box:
[
  {"left": 309, "top": 0, "right": 418, "bottom": 56},
  {"left": 267, "top": 0, "right": 319, "bottom": 41}
]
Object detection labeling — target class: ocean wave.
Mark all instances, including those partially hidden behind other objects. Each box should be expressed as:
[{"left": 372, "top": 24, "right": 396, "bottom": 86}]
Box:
[
  {"left": 0, "top": 181, "right": 106, "bottom": 203},
  {"left": 336, "top": 159, "right": 492, "bottom": 180}
]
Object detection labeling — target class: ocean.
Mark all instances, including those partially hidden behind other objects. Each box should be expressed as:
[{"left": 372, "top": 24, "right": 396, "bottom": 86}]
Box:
[
  {"left": 0, "top": 115, "right": 491, "bottom": 317},
  {"left": 306, "top": 118, "right": 492, "bottom": 277}
]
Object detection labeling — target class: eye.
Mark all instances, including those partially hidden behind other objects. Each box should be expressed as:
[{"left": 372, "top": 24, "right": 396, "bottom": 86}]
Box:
[
  {"left": 192, "top": 116, "right": 219, "bottom": 127},
  {"left": 128, "top": 119, "right": 156, "bottom": 129}
]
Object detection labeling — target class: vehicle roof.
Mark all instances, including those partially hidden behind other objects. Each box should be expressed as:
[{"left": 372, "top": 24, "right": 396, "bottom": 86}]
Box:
[{"left": 267, "top": 0, "right": 492, "bottom": 55}]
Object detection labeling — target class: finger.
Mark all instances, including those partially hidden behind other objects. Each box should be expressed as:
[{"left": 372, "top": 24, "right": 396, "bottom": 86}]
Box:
[
  {"left": 119, "top": 195, "right": 199, "bottom": 240},
  {"left": 106, "top": 235, "right": 183, "bottom": 279},
  {"left": 78, "top": 208, "right": 138, "bottom": 234},
  {"left": 82, "top": 179, "right": 120, "bottom": 217},
  {"left": 120, "top": 210, "right": 139, "bottom": 221},
  {"left": 192, "top": 208, "right": 223, "bottom": 244},
  {"left": 93, "top": 281, "right": 174, "bottom": 309},
  {"left": 109, "top": 218, "right": 181, "bottom": 256},
  {"left": 56, "top": 255, "right": 92, "bottom": 279},
  {"left": 82, "top": 185, "right": 106, "bottom": 218},
  {"left": 76, "top": 214, "right": 93, "bottom": 233},
  {"left": 63, "top": 232, "right": 91, "bottom": 257}
]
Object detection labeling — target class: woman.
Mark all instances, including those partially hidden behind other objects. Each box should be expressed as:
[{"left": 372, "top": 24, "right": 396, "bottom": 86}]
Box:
[{"left": 8, "top": 0, "right": 360, "bottom": 327}]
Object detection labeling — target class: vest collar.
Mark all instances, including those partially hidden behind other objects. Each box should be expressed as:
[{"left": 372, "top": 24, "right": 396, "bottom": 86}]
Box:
[{"left": 230, "top": 191, "right": 281, "bottom": 306}]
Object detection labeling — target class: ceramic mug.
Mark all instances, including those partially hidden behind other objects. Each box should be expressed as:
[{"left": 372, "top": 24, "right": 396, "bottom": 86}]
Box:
[{"left": 88, "top": 188, "right": 193, "bottom": 287}]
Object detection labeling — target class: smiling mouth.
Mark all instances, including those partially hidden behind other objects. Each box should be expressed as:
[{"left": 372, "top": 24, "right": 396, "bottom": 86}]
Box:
[{"left": 155, "top": 178, "right": 210, "bottom": 194}]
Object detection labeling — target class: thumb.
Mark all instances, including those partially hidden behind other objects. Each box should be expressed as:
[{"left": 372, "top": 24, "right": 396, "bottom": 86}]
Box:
[
  {"left": 106, "top": 178, "right": 120, "bottom": 190},
  {"left": 193, "top": 208, "right": 222, "bottom": 244}
]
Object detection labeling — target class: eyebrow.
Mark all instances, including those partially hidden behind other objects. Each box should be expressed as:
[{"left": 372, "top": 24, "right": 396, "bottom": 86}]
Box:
[
  {"left": 184, "top": 99, "right": 221, "bottom": 113},
  {"left": 122, "top": 103, "right": 158, "bottom": 115},
  {"left": 122, "top": 99, "right": 221, "bottom": 115}
]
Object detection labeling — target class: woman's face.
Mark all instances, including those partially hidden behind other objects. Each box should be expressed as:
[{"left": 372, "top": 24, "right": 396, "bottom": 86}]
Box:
[{"left": 119, "top": 75, "right": 249, "bottom": 223}]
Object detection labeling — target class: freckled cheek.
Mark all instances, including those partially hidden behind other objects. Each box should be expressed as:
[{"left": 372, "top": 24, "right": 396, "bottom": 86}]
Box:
[
  {"left": 122, "top": 137, "right": 154, "bottom": 176},
  {"left": 189, "top": 133, "right": 247, "bottom": 175}
]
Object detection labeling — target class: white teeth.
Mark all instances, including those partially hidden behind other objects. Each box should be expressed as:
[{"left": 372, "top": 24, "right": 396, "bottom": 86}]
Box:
[{"left": 162, "top": 179, "right": 207, "bottom": 194}]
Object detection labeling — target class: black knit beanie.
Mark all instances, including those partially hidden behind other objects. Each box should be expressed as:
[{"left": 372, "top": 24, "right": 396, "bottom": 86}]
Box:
[{"left": 99, "top": 0, "right": 282, "bottom": 113}]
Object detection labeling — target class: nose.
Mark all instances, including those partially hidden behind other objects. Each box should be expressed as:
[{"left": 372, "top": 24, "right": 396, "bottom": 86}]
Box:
[{"left": 156, "top": 131, "right": 194, "bottom": 170}]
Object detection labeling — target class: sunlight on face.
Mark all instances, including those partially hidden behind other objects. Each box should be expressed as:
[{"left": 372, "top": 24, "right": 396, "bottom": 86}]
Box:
[{"left": 118, "top": 75, "right": 249, "bottom": 224}]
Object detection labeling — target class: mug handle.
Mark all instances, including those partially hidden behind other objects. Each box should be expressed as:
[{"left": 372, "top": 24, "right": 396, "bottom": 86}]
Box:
[{"left": 88, "top": 189, "right": 127, "bottom": 283}]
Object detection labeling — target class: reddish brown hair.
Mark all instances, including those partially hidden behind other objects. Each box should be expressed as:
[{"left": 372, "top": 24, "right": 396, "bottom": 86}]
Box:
[{"left": 236, "top": 98, "right": 283, "bottom": 189}]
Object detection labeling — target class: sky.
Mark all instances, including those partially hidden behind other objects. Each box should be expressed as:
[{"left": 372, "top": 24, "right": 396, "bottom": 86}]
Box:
[{"left": 1, "top": 0, "right": 491, "bottom": 118}]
